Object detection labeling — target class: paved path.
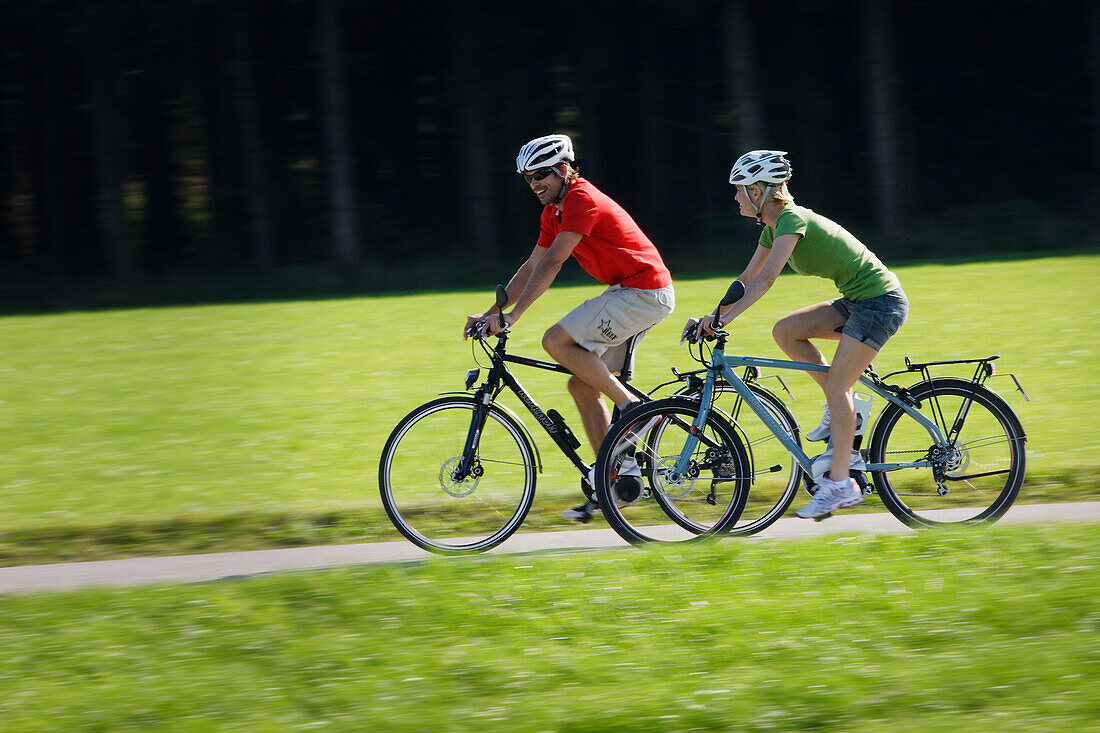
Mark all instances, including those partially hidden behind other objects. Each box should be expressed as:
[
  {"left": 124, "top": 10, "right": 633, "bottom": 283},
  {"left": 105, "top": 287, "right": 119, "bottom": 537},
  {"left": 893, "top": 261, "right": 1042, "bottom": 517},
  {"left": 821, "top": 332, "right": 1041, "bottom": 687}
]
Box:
[{"left": 2, "top": 502, "right": 1097, "bottom": 595}]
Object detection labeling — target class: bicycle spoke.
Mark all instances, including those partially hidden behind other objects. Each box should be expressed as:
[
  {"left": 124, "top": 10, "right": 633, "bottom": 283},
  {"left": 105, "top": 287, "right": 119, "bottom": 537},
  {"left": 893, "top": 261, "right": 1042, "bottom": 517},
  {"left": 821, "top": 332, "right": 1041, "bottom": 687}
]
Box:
[
  {"left": 380, "top": 398, "right": 536, "bottom": 554},
  {"left": 870, "top": 379, "right": 1025, "bottom": 527}
]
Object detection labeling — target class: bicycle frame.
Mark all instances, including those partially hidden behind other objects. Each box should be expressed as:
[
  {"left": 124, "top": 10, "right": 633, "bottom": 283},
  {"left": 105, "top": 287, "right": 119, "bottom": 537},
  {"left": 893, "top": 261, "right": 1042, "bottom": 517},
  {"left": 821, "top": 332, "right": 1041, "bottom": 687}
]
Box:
[
  {"left": 454, "top": 332, "right": 650, "bottom": 483},
  {"left": 673, "top": 336, "right": 951, "bottom": 480}
]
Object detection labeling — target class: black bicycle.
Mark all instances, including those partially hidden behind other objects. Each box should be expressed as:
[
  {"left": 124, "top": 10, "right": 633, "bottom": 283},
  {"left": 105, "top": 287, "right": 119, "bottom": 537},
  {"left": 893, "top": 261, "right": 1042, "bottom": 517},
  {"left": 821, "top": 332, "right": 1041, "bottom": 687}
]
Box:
[{"left": 378, "top": 286, "right": 786, "bottom": 554}]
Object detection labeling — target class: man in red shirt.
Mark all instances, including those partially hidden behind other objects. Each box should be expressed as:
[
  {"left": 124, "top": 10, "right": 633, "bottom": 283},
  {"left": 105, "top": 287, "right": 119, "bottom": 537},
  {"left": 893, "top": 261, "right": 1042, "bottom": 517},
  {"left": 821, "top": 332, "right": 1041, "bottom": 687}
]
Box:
[{"left": 465, "top": 134, "right": 675, "bottom": 520}]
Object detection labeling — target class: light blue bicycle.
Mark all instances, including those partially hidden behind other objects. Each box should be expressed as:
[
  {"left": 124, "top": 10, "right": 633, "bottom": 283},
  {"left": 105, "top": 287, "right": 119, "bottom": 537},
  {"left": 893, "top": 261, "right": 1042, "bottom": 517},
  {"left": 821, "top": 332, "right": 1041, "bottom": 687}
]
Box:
[{"left": 593, "top": 282, "right": 1029, "bottom": 547}]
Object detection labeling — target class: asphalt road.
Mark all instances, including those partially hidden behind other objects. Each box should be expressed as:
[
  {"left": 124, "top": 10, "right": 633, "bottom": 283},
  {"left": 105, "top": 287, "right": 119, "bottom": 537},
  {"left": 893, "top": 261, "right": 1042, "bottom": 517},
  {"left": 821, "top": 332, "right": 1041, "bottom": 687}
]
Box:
[{"left": 2, "top": 502, "right": 1097, "bottom": 595}]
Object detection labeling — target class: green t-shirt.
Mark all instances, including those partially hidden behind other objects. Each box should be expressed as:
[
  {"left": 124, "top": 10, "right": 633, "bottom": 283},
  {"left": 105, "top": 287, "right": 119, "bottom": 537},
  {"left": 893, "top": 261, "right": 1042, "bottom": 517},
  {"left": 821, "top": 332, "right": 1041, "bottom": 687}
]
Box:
[{"left": 759, "top": 204, "right": 901, "bottom": 301}]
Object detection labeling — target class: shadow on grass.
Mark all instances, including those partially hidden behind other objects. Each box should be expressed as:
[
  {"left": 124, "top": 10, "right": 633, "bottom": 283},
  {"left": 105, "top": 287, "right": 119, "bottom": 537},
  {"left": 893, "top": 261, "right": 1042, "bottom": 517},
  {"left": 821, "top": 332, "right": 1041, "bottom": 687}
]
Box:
[
  {"left": 3, "top": 467, "right": 1095, "bottom": 567},
  {"left": 2, "top": 247, "right": 1096, "bottom": 317}
]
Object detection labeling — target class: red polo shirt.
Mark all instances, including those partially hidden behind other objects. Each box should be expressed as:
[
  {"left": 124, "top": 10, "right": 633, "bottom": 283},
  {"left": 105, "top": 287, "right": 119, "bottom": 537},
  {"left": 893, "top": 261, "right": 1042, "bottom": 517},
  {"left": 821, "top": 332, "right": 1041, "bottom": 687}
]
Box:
[{"left": 536, "top": 177, "right": 672, "bottom": 289}]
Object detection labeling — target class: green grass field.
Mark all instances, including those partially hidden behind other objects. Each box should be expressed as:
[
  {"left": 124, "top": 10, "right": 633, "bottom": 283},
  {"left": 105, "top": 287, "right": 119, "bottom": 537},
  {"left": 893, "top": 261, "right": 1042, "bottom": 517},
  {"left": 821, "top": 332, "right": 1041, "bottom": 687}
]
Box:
[
  {"left": 0, "top": 523, "right": 1096, "bottom": 731},
  {"left": 1, "top": 253, "right": 1097, "bottom": 562}
]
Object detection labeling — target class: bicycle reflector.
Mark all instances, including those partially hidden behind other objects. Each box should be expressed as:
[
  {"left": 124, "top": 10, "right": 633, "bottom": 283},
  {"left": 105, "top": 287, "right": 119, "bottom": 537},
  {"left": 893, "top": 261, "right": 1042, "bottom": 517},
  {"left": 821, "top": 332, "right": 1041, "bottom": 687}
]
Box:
[{"left": 465, "top": 368, "right": 480, "bottom": 390}]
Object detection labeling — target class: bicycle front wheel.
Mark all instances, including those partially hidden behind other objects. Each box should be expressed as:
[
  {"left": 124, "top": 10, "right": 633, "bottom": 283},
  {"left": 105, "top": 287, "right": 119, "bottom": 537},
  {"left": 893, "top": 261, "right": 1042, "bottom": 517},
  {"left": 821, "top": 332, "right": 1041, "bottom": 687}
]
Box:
[
  {"left": 713, "top": 383, "right": 804, "bottom": 535},
  {"left": 869, "top": 378, "right": 1026, "bottom": 528},
  {"left": 379, "top": 396, "right": 537, "bottom": 554},
  {"left": 594, "top": 397, "right": 751, "bottom": 547}
]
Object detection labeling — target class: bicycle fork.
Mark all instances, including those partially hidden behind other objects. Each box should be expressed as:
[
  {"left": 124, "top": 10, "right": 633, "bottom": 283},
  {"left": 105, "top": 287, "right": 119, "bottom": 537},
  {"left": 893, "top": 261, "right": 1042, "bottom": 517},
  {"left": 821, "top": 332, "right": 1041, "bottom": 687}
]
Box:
[{"left": 452, "top": 380, "right": 497, "bottom": 483}]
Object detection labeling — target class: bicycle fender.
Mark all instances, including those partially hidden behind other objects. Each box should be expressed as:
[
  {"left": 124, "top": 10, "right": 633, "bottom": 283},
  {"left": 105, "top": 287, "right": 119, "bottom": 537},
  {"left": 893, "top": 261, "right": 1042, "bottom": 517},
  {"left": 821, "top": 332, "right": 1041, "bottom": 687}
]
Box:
[{"left": 878, "top": 377, "right": 1027, "bottom": 444}]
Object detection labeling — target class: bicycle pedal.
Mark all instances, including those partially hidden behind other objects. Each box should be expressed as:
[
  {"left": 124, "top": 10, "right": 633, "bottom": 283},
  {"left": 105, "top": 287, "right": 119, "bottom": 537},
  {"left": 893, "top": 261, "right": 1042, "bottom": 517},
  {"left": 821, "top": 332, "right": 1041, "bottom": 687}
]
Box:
[{"left": 813, "top": 512, "right": 833, "bottom": 522}]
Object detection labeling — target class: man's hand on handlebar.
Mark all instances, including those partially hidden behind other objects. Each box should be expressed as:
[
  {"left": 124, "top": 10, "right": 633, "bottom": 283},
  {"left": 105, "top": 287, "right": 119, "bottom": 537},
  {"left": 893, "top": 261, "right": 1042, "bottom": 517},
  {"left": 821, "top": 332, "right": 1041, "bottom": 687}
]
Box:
[
  {"left": 464, "top": 311, "right": 515, "bottom": 340},
  {"left": 464, "top": 313, "right": 488, "bottom": 340}
]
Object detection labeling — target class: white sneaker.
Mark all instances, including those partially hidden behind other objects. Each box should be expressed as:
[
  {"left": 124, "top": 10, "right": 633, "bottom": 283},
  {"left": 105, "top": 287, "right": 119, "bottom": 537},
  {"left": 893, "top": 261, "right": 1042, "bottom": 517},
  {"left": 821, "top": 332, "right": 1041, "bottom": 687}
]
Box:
[
  {"left": 806, "top": 403, "right": 831, "bottom": 441},
  {"left": 586, "top": 459, "right": 640, "bottom": 488},
  {"left": 617, "top": 413, "right": 662, "bottom": 453},
  {"left": 617, "top": 454, "right": 642, "bottom": 477},
  {"left": 795, "top": 477, "right": 863, "bottom": 519},
  {"left": 562, "top": 499, "right": 600, "bottom": 521},
  {"left": 568, "top": 459, "right": 644, "bottom": 521},
  {"left": 811, "top": 449, "right": 866, "bottom": 485}
]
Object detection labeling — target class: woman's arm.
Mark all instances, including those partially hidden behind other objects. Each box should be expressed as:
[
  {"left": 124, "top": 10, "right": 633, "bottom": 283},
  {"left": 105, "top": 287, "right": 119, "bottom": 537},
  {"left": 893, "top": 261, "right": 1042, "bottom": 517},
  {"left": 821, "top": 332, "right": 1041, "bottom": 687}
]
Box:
[{"left": 718, "top": 234, "right": 800, "bottom": 323}]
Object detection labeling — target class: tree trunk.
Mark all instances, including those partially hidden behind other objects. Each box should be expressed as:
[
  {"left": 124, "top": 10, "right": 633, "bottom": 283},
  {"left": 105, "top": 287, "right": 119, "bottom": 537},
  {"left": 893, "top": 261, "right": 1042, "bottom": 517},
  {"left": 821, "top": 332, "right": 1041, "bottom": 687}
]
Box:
[
  {"left": 723, "top": 0, "right": 767, "bottom": 157},
  {"left": 1092, "top": 4, "right": 1100, "bottom": 169},
  {"left": 639, "top": 24, "right": 664, "bottom": 236},
  {"left": 865, "top": 0, "right": 909, "bottom": 232},
  {"left": 84, "top": 0, "right": 134, "bottom": 277},
  {"left": 451, "top": 0, "right": 497, "bottom": 259},
  {"left": 230, "top": 0, "right": 274, "bottom": 266},
  {"left": 318, "top": 0, "right": 361, "bottom": 266},
  {"left": 29, "top": 8, "right": 70, "bottom": 274}
]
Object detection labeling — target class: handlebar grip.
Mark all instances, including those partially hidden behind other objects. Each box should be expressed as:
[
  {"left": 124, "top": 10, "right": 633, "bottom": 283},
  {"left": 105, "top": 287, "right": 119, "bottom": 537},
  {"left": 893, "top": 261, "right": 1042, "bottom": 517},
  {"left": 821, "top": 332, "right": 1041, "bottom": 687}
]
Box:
[{"left": 494, "top": 285, "right": 509, "bottom": 332}]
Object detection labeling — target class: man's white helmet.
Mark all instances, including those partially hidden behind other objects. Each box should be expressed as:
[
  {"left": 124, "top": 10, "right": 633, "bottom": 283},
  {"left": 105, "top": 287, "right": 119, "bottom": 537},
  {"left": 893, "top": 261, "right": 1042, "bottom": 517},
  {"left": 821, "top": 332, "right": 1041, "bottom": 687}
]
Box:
[
  {"left": 729, "top": 150, "right": 791, "bottom": 186},
  {"left": 516, "top": 134, "right": 575, "bottom": 173}
]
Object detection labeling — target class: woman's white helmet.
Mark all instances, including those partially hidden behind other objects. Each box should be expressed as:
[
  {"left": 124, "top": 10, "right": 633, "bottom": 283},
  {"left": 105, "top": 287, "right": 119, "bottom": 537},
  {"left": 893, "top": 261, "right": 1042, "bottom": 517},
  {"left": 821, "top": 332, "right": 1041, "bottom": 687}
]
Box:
[
  {"left": 729, "top": 150, "right": 792, "bottom": 186},
  {"left": 516, "top": 134, "right": 575, "bottom": 173}
]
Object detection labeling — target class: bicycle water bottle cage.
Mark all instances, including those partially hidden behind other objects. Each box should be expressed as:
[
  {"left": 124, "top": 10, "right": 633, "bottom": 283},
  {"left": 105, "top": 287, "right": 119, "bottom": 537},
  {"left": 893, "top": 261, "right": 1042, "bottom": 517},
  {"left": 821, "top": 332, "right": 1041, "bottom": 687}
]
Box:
[{"left": 546, "top": 409, "right": 582, "bottom": 450}]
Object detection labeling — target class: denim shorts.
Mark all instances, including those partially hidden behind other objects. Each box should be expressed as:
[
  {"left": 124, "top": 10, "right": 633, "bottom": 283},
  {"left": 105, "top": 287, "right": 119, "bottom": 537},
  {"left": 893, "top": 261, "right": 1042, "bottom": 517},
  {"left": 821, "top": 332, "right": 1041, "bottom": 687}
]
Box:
[{"left": 830, "top": 289, "right": 909, "bottom": 351}]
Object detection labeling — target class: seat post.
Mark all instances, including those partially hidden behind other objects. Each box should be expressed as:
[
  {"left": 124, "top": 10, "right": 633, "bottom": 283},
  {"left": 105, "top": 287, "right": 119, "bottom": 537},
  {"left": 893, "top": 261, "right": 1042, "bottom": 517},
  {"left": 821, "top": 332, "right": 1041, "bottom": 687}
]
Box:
[{"left": 618, "top": 331, "right": 644, "bottom": 384}]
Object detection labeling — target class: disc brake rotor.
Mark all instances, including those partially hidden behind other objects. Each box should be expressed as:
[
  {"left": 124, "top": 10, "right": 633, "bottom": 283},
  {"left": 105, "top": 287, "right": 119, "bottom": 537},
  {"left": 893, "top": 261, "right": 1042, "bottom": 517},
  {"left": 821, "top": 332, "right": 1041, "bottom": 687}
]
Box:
[
  {"left": 655, "top": 456, "right": 695, "bottom": 499},
  {"left": 439, "top": 456, "right": 479, "bottom": 497}
]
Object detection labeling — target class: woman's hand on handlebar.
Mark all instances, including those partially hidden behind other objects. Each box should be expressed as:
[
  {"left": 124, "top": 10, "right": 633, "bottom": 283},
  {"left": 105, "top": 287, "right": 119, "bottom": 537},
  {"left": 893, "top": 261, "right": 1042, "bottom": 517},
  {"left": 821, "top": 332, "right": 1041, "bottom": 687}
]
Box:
[{"left": 681, "top": 314, "right": 718, "bottom": 344}]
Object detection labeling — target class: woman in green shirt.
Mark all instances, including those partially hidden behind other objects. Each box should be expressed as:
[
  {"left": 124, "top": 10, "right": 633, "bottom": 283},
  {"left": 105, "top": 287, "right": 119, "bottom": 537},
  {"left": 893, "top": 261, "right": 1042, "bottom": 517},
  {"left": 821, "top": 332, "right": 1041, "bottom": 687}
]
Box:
[{"left": 683, "top": 150, "right": 908, "bottom": 520}]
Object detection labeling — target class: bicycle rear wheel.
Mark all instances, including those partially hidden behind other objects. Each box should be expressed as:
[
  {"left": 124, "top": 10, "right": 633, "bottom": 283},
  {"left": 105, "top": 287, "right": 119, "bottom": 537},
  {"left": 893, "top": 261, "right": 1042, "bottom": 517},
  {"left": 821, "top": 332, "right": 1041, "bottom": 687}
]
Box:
[
  {"left": 869, "top": 378, "right": 1026, "bottom": 527},
  {"left": 379, "top": 396, "right": 537, "bottom": 554},
  {"left": 594, "top": 397, "right": 751, "bottom": 547}
]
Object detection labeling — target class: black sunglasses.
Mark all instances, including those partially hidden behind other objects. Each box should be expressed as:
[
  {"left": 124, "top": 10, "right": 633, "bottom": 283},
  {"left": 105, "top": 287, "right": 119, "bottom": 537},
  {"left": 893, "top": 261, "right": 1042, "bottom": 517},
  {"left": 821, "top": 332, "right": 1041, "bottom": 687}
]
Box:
[{"left": 521, "top": 167, "right": 557, "bottom": 183}]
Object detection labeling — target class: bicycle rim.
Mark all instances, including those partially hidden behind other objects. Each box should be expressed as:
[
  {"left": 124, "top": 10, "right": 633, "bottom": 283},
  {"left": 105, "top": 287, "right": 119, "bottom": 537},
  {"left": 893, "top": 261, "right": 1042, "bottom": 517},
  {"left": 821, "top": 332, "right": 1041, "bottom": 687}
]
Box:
[
  {"left": 379, "top": 397, "right": 536, "bottom": 553},
  {"left": 595, "top": 398, "right": 750, "bottom": 547},
  {"left": 870, "top": 379, "right": 1026, "bottom": 527},
  {"left": 714, "top": 384, "right": 803, "bottom": 535}
]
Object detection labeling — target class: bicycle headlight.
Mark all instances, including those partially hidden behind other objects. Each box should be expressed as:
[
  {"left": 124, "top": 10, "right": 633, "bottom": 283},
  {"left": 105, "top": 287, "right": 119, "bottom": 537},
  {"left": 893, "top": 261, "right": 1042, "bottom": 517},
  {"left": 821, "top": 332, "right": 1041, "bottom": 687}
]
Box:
[{"left": 464, "top": 368, "right": 481, "bottom": 390}]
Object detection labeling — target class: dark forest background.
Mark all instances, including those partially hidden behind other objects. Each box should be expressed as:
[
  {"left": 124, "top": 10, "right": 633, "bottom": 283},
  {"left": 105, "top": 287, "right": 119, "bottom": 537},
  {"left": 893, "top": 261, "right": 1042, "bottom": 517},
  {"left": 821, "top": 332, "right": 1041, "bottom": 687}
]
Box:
[{"left": 1, "top": 0, "right": 1096, "bottom": 309}]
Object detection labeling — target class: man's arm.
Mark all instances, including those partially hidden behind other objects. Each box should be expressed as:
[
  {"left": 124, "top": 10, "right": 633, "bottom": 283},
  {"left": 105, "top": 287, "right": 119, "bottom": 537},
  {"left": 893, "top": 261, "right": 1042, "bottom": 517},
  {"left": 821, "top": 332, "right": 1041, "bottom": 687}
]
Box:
[
  {"left": 480, "top": 231, "right": 581, "bottom": 335},
  {"left": 507, "top": 231, "right": 582, "bottom": 321},
  {"left": 464, "top": 243, "right": 545, "bottom": 339}
]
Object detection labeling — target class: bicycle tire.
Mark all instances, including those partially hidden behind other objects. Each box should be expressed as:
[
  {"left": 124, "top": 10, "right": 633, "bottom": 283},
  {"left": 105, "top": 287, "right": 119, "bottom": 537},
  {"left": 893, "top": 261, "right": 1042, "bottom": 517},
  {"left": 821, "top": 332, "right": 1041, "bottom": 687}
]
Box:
[
  {"left": 672, "top": 382, "right": 804, "bottom": 536},
  {"left": 869, "top": 378, "right": 1026, "bottom": 528},
  {"left": 378, "top": 396, "right": 537, "bottom": 554},
  {"left": 594, "top": 397, "right": 751, "bottom": 547}
]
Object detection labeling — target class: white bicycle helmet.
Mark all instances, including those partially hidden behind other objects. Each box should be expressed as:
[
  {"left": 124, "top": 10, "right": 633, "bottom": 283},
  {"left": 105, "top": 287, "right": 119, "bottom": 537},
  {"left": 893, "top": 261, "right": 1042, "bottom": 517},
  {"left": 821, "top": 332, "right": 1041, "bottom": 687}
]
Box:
[
  {"left": 728, "top": 150, "right": 791, "bottom": 186},
  {"left": 516, "top": 134, "right": 575, "bottom": 173},
  {"left": 730, "top": 150, "right": 791, "bottom": 222}
]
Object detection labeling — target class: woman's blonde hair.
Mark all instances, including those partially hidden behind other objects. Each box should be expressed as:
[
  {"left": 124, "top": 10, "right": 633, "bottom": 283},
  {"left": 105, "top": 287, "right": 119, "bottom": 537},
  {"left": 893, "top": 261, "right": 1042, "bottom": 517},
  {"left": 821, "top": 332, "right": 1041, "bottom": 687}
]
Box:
[{"left": 749, "top": 181, "right": 793, "bottom": 204}]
